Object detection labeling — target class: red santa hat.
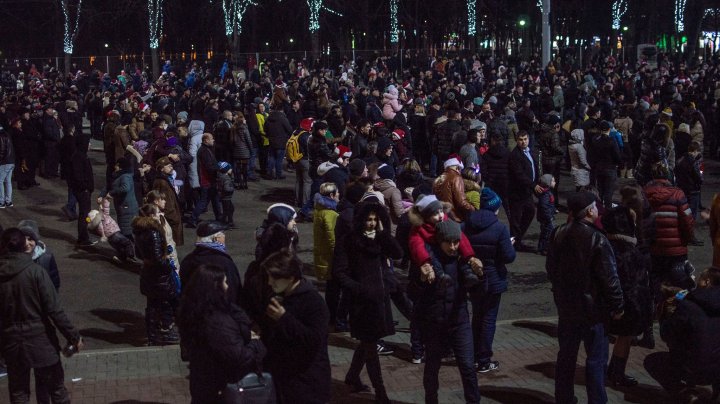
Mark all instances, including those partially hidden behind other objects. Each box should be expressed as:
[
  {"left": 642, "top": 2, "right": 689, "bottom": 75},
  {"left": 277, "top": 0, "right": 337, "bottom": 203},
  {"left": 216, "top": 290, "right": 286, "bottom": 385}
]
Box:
[
  {"left": 300, "top": 117, "right": 315, "bottom": 132},
  {"left": 444, "top": 154, "right": 464, "bottom": 170},
  {"left": 402, "top": 81, "right": 412, "bottom": 90},
  {"left": 335, "top": 145, "right": 352, "bottom": 161},
  {"left": 392, "top": 128, "right": 406, "bottom": 141}
]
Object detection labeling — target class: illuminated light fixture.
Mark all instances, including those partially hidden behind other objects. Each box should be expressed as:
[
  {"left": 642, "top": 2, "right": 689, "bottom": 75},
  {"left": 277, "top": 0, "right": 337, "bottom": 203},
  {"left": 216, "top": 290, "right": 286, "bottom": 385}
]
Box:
[{"left": 611, "top": 0, "right": 628, "bottom": 30}]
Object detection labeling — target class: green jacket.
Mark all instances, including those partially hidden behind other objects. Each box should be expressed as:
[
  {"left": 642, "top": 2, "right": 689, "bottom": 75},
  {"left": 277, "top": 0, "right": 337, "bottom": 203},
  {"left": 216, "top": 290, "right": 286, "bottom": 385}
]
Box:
[{"left": 0, "top": 252, "right": 80, "bottom": 368}]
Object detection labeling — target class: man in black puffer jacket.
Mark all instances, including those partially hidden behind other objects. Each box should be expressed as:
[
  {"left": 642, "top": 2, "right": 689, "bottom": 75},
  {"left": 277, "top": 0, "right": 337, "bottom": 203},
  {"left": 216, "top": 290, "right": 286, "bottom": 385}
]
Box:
[
  {"left": 481, "top": 133, "right": 510, "bottom": 215},
  {"left": 263, "top": 105, "right": 293, "bottom": 180},
  {"left": 546, "top": 191, "right": 624, "bottom": 404}
]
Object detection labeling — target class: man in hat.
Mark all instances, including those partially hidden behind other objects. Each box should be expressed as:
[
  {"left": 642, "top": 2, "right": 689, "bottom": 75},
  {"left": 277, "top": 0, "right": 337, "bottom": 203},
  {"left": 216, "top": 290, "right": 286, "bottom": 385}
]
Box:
[
  {"left": 414, "top": 220, "right": 481, "bottom": 404},
  {"left": 546, "top": 191, "right": 624, "bottom": 404},
  {"left": 179, "top": 220, "right": 241, "bottom": 306},
  {"left": 41, "top": 104, "right": 62, "bottom": 178}
]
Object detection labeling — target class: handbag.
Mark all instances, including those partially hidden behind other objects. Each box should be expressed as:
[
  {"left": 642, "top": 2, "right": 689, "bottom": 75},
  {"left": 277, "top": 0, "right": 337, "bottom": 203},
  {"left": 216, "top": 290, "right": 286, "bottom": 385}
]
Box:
[{"left": 222, "top": 372, "right": 277, "bottom": 404}]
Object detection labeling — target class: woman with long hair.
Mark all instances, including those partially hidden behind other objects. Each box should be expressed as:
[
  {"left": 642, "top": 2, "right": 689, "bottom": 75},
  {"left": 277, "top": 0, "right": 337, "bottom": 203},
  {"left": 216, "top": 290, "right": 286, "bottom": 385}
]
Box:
[
  {"left": 177, "top": 264, "right": 266, "bottom": 404},
  {"left": 334, "top": 201, "right": 403, "bottom": 404}
]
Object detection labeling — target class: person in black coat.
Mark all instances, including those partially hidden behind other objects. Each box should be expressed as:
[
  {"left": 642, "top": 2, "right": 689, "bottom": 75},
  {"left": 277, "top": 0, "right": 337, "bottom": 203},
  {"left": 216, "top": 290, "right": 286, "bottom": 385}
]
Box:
[
  {"left": 17, "top": 110, "right": 42, "bottom": 189},
  {"left": 177, "top": 264, "right": 266, "bottom": 404},
  {"left": 602, "top": 206, "right": 652, "bottom": 387},
  {"left": 481, "top": 133, "right": 511, "bottom": 214},
  {"left": 264, "top": 106, "right": 293, "bottom": 179},
  {"left": 588, "top": 121, "right": 621, "bottom": 209},
  {"left": 261, "top": 250, "right": 331, "bottom": 404},
  {"left": 334, "top": 201, "right": 402, "bottom": 403},
  {"left": 507, "top": 130, "right": 540, "bottom": 252},
  {"left": 41, "top": 105, "right": 62, "bottom": 178},
  {"left": 180, "top": 221, "right": 242, "bottom": 307},
  {"left": 463, "top": 189, "right": 516, "bottom": 372},
  {"left": 69, "top": 142, "right": 94, "bottom": 246},
  {"left": 645, "top": 268, "right": 720, "bottom": 400}
]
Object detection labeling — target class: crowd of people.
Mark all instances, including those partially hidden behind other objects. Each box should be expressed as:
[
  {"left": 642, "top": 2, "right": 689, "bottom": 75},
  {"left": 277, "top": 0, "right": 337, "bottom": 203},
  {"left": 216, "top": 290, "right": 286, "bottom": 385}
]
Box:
[{"left": 0, "top": 48, "right": 719, "bottom": 403}]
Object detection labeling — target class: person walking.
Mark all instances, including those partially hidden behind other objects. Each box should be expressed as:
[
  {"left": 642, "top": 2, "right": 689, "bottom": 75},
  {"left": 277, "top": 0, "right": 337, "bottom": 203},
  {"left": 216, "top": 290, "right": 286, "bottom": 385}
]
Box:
[
  {"left": 546, "top": 191, "right": 624, "bottom": 404},
  {"left": 508, "top": 131, "right": 540, "bottom": 252},
  {"left": 69, "top": 141, "right": 96, "bottom": 247},
  {"left": 0, "top": 228, "right": 83, "bottom": 404},
  {"left": 188, "top": 134, "right": 222, "bottom": 228}
]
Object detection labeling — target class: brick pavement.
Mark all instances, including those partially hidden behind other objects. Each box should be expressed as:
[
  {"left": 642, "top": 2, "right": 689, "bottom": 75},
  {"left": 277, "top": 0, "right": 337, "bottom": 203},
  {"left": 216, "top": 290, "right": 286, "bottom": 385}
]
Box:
[{"left": 1, "top": 318, "right": 705, "bottom": 404}]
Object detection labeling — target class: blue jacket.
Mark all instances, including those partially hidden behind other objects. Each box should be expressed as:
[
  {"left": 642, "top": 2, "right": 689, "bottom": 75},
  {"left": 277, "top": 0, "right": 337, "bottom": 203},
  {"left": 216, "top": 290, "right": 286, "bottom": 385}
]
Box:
[
  {"left": 107, "top": 171, "right": 139, "bottom": 236},
  {"left": 463, "top": 209, "right": 516, "bottom": 294},
  {"left": 536, "top": 188, "right": 555, "bottom": 223}
]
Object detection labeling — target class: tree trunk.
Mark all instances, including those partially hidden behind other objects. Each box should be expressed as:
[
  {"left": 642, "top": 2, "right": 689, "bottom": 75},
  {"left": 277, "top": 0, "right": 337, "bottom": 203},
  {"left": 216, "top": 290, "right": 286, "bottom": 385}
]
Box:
[
  {"left": 64, "top": 53, "right": 71, "bottom": 77},
  {"left": 311, "top": 31, "right": 321, "bottom": 60},
  {"left": 231, "top": 32, "right": 240, "bottom": 66},
  {"left": 151, "top": 47, "right": 160, "bottom": 81}
]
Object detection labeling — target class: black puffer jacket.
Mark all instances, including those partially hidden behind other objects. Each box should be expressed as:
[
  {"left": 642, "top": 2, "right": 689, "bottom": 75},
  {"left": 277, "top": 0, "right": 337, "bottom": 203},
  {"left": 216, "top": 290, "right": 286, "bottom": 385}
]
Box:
[
  {"left": 133, "top": 217, "right": 177, "bottom": 301},
  {"left": 661, "top": 287, "right": 720, "bottom": 385},
  {"left": 231, "top": 123, "right": 253, "bottom": 160},
  {"left": 308, "top": 133, "right": 333, "bottom": 179},
  {"left": 434, "top": 119, "right": 463, "bottom": 160},
  {"left": 481, "top": 144, "right": 510, "bottom": 199},
  {"left": 538, "top": 123, "right": 564, "bottom": 169},
  {"left": 181, "top": 245, "right": 242, "bottom": 307},
  {"left": 633, "top": 136, "right": 667, "bottom": 186},
  {"left": 546, "top": 220, "right": 624, "bottom": 324}
]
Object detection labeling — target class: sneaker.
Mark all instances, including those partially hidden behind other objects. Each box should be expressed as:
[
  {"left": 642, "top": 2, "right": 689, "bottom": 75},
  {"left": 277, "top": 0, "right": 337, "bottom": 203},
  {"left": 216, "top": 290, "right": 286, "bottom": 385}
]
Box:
[
  {"left": 477, "top": 361, "right": 500, "bottom": 373},
  {"left": 0, "top": 365, "right": 7, "bottom": 378},
  {"left": 4, "top": 202, "right": 13, "bottom": 208},
  {"left": 0, "top": 203, "right": 5, "bottom": 209},
  {"left": 76, "top": 240, "right": 98, "bottom": 247},
  {"left": 376, "top": 341, "right": 395, "bottom": 355},
  {"left": 412, "top": 354, "right": 425, "bottom": 364}
]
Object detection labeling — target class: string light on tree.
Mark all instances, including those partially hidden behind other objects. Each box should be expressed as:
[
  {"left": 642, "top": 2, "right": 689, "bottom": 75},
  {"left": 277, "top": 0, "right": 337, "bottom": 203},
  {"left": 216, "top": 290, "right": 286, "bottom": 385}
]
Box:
[
  {"left": 307, "top": 0, "right": 322, "bottom": 32},
  {"left": 611, "top": 0, "right": 627, "bottom": 30},
  {"left": 148, "top": 0, "right": 164, "bottom": 49},
  {"left": 536, "top": 0, "right": 542, "bottom": 13},
  {"left": 467, "top": 0, "right": 476, "bottom": 36},
  {"left": 390, "top": 0, "right": 398, "bottom": 43},
  {"left": 217, "top": 0, "right": 257, "bottom": 36},
  {"left": 60, "top": 0, "right": 83, "bottom": 54},
  {"left": 675, "top": 0, "right": 686, "bottom": 32}
]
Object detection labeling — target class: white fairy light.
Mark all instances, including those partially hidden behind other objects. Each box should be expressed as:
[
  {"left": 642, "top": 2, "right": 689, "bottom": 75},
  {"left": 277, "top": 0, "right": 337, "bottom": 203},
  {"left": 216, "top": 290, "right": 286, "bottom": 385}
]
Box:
[
  {"left": 307, "top": 0, "right": 322, "bottom": 32},
  {"left": 611, "top": 0, "right": 628, "bottom": 30},
  {"left": 467, "top": 0, "right": 476, "bottom": 36},
  {"left": 148, "top": 0, "right": 164, "bottom": 49},
  {"left": 60, "top": 0, "right": 83, "bottom": 54},
  {"left": 390, "top": 0, "right": 398, "bottom": 43},
  {"left": 675, "top": 0, "right": 686, "bottom": 32}
]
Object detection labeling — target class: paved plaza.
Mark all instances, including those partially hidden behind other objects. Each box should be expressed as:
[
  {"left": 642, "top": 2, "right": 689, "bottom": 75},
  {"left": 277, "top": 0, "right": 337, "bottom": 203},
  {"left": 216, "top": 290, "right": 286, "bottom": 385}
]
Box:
[{"left": 0, "top": 139, "right": 716, "bottom": 403}]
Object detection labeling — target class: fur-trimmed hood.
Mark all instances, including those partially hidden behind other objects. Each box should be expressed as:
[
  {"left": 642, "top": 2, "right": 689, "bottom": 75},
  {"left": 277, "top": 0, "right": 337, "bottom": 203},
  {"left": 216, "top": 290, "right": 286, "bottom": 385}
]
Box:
[
  {"left": 463, "top": 179, "right": 481, "bottom": 192},
  {"left": 407, "top": 201, "right": 452, "bottom": 227}
]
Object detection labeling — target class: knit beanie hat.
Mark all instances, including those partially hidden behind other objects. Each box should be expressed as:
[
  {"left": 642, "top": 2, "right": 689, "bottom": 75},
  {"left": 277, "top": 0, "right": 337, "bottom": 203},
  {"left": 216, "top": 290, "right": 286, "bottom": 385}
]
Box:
[
  {"left": 17, "top": 219, "right": 40, "bottom": 242},
  {"left": 539, "top": 174, "right": 554, "bottom": 188},
  {"left": 435, "top": 220, "right": 462, "bottom": 242},
  {"left": 377, "top": 164, "right": 395, "bottom": 180},
  {"left": 415, "top": 194, "right": 443, "bottom": 216},
  {"left": 218, "top": 161, "right": 231, "bottom": 173},
  {"left": 266, "top": 203, "right": 297, "bottom": 227},
  {"left": 480, "top": 188, "right": 502, "bottom": 212},
  {"left": 348, "top": 159, "right": 366, "bottom": 177}
]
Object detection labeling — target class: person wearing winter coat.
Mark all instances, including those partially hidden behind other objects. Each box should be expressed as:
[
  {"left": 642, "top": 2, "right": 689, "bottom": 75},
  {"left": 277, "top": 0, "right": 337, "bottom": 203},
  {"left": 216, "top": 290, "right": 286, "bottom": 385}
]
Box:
[
  {"left": 189, "top": 134, "right": 222, "bottom": 227},
  {"left": 264, "top": 106, "right": 293, "bottom": 179},
  {"left": 132, "top": 216, "right": 179, "bottom": 346},
  {"left": 463, "top": 188, "right": 516, "bottom": 373},
  {"left": 187, "top": 120, "right": 205, "bottom": 189},
  {"left": 86, "top": 198, "right": 136, "bottom": 264},
  {"left": 0, "top": 125, "right": 16, "bottom": 208},
  {"left": 216, "top": 162, "right": 235, "bottom": 227},
  {"left": 588, "top": 121, "right": 621, "bottom": 209},
  {"left": 17, "top": 220, "right": 60, "bottom": 290},
  {"left": 646, "top": 268, "right": 720, "bottom": 399},
  {"left": 373, "top": 163, "right": 405, "bottom": 223},
  {"left": 230, "top": 113, "right": 253, "bottom": 189},
  {"left": 537, "top": 115, "right": 564, "bottom": 199},
  {"left": 412, "top": 220, "right": 481, "bottom": 404},
  {"left": 0, "top": 228, "right": 82, "bottom": 404},
  {"left": 481, "top": 133, "right": 510, "bottom": 214},
  {"left": 381, "top": 85, "right": 402, "bottom": 121},
  {"left": 313, "top": 183, "right": 339, "bottom": 282},
  {"left": 568, "top": 129, "right": 591, "bottom": 190},
  {"left": 152, "top": 157, "right": 184, "bottom": 246},
  {"left": 675, "top": 141, "right": 703, "bottom": 221},
  {"left": 634, "top": 123, "right": 670, "bottom": 186},
  {"left": 461, "top": 168, "right": 482, "bottom": 210},
  {"left": 536, "top": 174, "right": 556, "bottom": 255},
  {"left": 103, "top": 157, "right": 139, "bottom": 238},
  {"left": 334, "top": 201, "right": 403, "bottom": 404},
  {"left": 69, "top": 141, "right": 95, "bottom": 246},
  {"left": 434, "top": 156, "right": 476, "bottom": 223},
  {"left": 261, "top": 250, "right": 331, "bottom": 404},
  {"left": 508, "top": 131, "right": 540, "bottom": 252},
  {"left": 177, "top": 264, "right": 266, "bottom": 404},
  {"left": 601, "top": 206, "right": 652, "bottom": 387},
  {"left": 644, "top": 163, "right": 696, "bottom": 299}
]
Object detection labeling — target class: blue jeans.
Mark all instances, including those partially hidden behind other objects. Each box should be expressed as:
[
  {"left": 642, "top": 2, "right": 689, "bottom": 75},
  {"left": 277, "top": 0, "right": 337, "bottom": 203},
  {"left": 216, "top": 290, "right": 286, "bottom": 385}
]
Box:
[
  {"left": 538, "top": 219, "right": 555, "bottom": 253},
  {"left": 471, "top": 292, "right": 502, "bottom": 364},
  {"left": 686, "top": 191, "right": 700, "bottom": 221},
  {"left": 555, "top": 320, "right": 609, "bottom": 404},
  {"left": 0, "top": 164, "right": 15, "bottom": 204},
  {"left": 299, "top": 177, "right": 322, "bottom": 218},
  {"left": 266, "top": 148, "right": 286, "bottom": 179},
  {"left": 191, "top": 186, "right": 222, "bottom": 223},
  {"left": 422, "top": 310, "right": 480, "bottom": 404},
  {"left": 248, "top": 147, "right": 259, "bottom": 179},
  {"left": 429, "top": 154, "right": 438, "bottom": 177},
  {"left": 66, "top": 187, "right": 78, "bottom": 215}
]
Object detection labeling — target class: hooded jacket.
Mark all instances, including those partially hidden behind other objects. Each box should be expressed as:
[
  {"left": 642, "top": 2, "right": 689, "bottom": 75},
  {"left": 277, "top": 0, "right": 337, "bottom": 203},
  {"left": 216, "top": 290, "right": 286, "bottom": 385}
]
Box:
[
  {"left": 568, "top": 129, "right": 591, "bottom": 187},
  {"left": 264, "top": 110, "right": 293, "bottom": 150},
  {"left": 187, "top": 120, "right": 205, "bottom": 188},
  {"left": 463, "top": 209, "right": 516, "bottom": 294},
  {"left": 433, "top": 167, "right": 476, "bottom": 222},
  {"left": 0, "top": 252, "right": 80, "bottom": 368},
  {"left": 313, "top": 194, "right": 338, "bottom": 281},
  {"left": 382, "top": 89, "right": 402, "bottom": 120}
]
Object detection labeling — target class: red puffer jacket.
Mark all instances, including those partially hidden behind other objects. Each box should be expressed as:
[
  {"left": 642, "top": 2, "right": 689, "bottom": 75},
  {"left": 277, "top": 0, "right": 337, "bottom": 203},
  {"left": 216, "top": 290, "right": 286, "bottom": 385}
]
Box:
[{"left": 644, "top": 179, "right": 694, "bottom": 256}]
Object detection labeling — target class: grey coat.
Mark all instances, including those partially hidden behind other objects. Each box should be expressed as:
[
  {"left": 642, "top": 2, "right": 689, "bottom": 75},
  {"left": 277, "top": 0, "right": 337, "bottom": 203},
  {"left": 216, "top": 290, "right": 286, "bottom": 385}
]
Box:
[
  {"left": 568, "top": 129, "right": 591, "bottom": 187},
  {"left": 108, "top": 172, "right": 139, "bottom": 236}
]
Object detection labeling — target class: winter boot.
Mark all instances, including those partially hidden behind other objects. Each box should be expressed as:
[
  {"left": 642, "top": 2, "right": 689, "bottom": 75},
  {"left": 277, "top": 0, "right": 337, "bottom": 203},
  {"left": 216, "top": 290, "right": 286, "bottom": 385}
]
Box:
[
  {"left": 636, "top": 326, "right": 655, "bottom": 349},
  {"left": 607, "top": 355, "right": 638, "bottom": 387}
]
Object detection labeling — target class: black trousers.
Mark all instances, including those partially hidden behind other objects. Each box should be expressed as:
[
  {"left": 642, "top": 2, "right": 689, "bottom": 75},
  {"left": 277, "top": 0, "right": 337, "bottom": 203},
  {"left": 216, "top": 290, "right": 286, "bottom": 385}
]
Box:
[
  {"left": 42, "top": 141, "right": 60, "bottom": 178},
  {"left": 509, "top": 196, "right": 536, "bottom": 243},
  {"left": 7, "top": 360, "right": 70, "bottom": 404},
  {"left": 76, "top": 190, "right": 91, "bottom": 243}
]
